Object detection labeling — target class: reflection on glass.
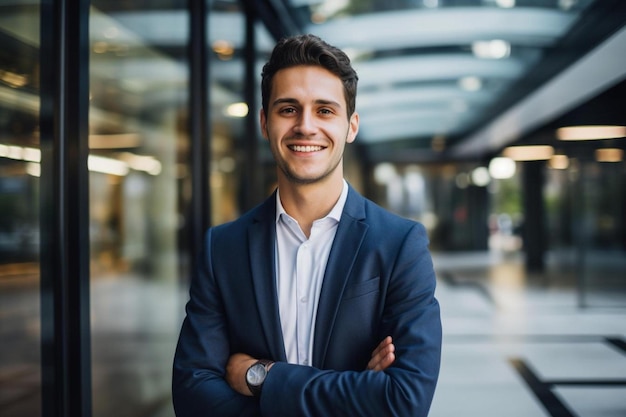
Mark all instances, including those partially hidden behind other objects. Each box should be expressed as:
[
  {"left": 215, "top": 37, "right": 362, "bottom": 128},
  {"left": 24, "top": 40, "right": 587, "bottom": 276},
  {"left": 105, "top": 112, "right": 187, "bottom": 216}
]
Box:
[
  {"left": 0, "top": 3, "right": 42, "bottom": 417},
  {"left": 208, "top": 7, "right": 276, "bottom": 221},
  {"left": 88, "top": 3, "right": 189, "bottom": 416},
  {"left": 575, "top": 161, "right": 626, "bottom": 307}
]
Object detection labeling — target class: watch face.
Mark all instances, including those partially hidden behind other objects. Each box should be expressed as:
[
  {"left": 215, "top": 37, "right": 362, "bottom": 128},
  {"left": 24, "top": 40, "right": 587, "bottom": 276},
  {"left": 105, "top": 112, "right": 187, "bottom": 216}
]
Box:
[{"left": 247, "top": 363, "right": 267, "bottom": 386}]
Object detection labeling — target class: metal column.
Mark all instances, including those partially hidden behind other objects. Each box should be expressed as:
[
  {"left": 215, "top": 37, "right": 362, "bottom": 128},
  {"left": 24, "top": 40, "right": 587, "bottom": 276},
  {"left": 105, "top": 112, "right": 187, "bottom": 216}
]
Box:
[
  {"left": 188, "top": 0, "right": 211, "bottom": 276},
  {"left": 39, "top": 0, "right": 92, "bottom": 415}
]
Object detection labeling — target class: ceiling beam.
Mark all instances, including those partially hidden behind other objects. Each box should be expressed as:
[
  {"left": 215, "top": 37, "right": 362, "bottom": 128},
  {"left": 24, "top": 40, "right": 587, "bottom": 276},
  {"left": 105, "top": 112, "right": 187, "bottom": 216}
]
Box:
[
  {"left": 451, "top": 24, "right": 626, "bottom": 158},
  {"left": 307, "top": 7, "right": 575, "bottom": 50}
]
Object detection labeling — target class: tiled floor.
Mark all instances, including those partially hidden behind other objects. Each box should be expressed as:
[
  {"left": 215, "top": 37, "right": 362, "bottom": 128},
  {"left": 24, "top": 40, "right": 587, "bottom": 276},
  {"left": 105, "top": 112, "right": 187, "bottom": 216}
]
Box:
[{"left": 429, "top": 251, "right": 626, "bottom": 417}]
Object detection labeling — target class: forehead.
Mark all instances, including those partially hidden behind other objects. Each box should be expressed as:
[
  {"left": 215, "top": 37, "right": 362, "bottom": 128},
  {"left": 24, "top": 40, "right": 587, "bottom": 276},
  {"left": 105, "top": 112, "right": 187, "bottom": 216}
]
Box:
[{"left": 270, "top": 65, "right": 346, "bottom": 106}]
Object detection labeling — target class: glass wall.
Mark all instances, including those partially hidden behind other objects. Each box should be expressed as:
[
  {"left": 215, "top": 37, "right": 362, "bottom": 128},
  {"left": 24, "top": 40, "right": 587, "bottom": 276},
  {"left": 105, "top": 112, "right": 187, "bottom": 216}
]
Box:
[
  {"left": 545, "top": 154, "right": 626, "bottom": 307},
  {"left": 0, "top": 2, "right": 282, "bottom": 415},
  {"left": 208, "top": 2, "right": 276, "bottom": 221},
  {"left": 0, "top": 3, "right": 42, "bottom": 417},
  {"left": 367, "top": 148, "right": 626, "bottom": 310},
  {"left": 365, "top": 162, "right": 492, "bottom": 252},
  {"left": 85, "top": 3, "right": 280, "bottom": 416},
  {"left": 88, "top": 3, "right": 189, "bottom": 416},
  {"left": 208, "top": 2, "right": 248, "bottom": 224},
  {"left": 577, "top": 158, "right": 626, "bottom": 307}
]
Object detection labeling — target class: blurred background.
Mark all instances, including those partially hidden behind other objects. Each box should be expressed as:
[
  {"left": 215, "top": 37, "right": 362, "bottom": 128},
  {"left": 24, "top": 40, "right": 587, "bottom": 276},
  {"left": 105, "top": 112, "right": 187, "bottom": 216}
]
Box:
[{"left": 0, "top": 0, "right": 624, "bottom": 416}]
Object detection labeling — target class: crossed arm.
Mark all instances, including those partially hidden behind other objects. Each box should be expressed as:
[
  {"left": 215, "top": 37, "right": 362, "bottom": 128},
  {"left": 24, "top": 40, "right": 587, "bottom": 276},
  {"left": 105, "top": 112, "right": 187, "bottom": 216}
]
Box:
[
  {"left": 226, "top": 336, "right": 396, "bottom": 396},
  {"left": 174, "top": 222, "right": 441, "bottom": 417}
]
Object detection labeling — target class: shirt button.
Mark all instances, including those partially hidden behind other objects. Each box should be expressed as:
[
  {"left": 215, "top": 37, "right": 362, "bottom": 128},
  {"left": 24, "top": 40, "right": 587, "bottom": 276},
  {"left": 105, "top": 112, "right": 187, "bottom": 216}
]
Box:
[{"left": 300, "top": 296, "right": 308, "bottom": 303}]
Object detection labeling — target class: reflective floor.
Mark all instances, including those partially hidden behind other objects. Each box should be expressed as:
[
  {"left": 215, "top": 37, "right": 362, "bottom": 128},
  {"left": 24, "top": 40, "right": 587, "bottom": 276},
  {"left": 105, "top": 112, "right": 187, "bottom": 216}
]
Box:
[
  {"left": 0, "top": 264, "right": 41, "bottom": 417},
  {"left": 430, "top": 251, "right": 626, "bottom": 417},
  {"left": 1, "top": 251, "right": 625, "bottom": 417},
  {"left": 147, "top": 250, "right": 626, "bottom": 417}
]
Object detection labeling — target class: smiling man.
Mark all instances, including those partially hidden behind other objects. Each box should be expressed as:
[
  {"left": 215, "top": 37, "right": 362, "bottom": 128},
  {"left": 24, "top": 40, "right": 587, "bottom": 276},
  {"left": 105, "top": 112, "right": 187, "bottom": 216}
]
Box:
[
  {"left": 173, "top": 34, "right": 441, "bottom": 417},
  {"left": 263, "top": 64, "right": 357, "bottom": 187}
]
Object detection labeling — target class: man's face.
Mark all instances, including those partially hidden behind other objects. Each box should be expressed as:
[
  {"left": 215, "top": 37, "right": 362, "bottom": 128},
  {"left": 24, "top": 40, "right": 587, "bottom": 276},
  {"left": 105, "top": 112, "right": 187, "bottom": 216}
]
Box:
[{"left": 260, "top": 65, "right": 359, "bottom": 186}]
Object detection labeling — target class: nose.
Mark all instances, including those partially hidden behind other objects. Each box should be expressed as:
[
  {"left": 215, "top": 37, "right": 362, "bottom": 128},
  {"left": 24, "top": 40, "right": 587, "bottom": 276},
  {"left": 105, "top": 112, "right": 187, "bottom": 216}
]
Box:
[{"left": 294, "top": 111, "right": 317, "bottom": 136}]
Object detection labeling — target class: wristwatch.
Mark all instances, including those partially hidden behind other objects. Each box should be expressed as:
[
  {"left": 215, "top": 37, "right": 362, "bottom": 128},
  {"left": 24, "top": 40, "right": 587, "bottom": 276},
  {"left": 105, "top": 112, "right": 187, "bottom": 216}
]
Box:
[{"left": 245, "top": 359, "right": 273, "bottom": 397}]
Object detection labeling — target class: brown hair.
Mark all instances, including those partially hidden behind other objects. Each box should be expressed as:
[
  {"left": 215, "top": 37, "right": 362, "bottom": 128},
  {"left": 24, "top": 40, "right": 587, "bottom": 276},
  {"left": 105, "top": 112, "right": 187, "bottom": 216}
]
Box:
[{"left": 261, "top": 34, "right": 358, "bottom": 119}]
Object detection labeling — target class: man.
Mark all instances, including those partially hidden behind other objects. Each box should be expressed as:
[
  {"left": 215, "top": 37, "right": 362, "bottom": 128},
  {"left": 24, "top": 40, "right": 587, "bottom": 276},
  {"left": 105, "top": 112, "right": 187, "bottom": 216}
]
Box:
[{"left": 173, "top": 34, "right": 441, "bottom": 417}]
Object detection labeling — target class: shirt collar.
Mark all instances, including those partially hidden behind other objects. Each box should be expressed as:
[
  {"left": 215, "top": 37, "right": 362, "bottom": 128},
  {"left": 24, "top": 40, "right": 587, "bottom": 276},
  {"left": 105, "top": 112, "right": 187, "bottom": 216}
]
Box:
[{"left": 276, "top": 179, "right": 348, "bottom": 224}]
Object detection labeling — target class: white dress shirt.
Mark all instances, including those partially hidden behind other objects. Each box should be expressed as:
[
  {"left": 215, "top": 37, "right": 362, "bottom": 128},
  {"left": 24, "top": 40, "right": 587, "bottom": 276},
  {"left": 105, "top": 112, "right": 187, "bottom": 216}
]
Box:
[{"left": 275, "top": 180, "right": 348, "bottom": 366}]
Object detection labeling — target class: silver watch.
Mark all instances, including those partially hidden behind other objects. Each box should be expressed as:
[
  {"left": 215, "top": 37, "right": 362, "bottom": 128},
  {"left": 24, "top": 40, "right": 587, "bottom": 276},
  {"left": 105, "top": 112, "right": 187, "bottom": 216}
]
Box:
[{"left": 245, "top": 359, "right": 273, "bottom": 396}]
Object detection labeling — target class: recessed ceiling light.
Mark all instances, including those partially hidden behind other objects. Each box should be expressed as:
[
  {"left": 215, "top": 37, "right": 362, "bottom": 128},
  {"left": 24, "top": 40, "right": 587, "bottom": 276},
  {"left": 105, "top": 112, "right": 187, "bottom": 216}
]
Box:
[
  {"left": 423, "top": 0, "right": 439, "bottom": 8},
  {"left": 472, "top": 40, "right": 511, "bottom": 59},
  {"left": 595, "top": 148, "right": 623, "bottom": 162},
  {"left": 225, "top": 102, "right": 248, "bottom": 118},
  {"left": 556, "top": 125, "right": 626, "bottom": 140},
  {"left": 212, "top": 40, "right": 235, "bottom": 60},
  {"left": 558, "top": 0, "right": 577, "bottom": 11},
  {"left": 496, "top": 0, "right": 516, "bottom": 8},
  {"left": 458, "top": 76, "right": 482, "bottom": 92},
  {"left": 502, "top": 145, "right": 554, "bottom": 161},
  {"left": 489, "top": 157, "right": 516, "bottom": 179},
  {"left": 471, "top": 167, "right": 491, "bottom": 187}
]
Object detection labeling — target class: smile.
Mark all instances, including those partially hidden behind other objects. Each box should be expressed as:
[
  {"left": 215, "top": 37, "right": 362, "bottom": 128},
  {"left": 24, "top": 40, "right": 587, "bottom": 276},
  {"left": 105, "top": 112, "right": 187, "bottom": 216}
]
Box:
[{"left": 289, "top": 145, "right": 324, "bottom": 152}]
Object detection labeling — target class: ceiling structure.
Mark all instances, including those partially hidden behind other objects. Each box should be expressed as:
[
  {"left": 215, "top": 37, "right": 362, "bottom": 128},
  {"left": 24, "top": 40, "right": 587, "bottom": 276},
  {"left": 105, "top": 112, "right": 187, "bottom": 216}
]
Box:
[
  {"left": 277, "top": 0, "right": 626, "bottom": 163},
  {"left": 83, "top": 0, "right": 626, "bottom": 165}
]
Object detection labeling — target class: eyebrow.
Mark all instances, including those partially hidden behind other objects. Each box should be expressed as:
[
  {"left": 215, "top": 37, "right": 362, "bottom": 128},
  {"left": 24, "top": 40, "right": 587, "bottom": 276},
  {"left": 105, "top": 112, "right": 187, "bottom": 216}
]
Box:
[{"left": 271, "top": 98, "right": 342, "bottom": 108}]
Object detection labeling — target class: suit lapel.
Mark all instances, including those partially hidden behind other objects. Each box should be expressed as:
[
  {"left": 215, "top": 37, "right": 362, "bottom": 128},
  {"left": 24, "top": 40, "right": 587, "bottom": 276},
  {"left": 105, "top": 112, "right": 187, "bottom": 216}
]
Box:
[
  {"left": 313, "top": 187, "right": 368, "bottom": 367},
  {"left": 248, "top": 195, "right": 288, "bottom": 362}
]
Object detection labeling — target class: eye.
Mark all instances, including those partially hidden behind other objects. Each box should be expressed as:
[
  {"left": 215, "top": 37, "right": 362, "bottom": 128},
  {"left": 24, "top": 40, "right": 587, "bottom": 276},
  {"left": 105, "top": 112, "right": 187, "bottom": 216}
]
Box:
[
  {"left": 318, "top": 108, "right": 334, "bottom": 115},
  {"left": 279, "top": 107, "right": 297, "bottom": 115}
]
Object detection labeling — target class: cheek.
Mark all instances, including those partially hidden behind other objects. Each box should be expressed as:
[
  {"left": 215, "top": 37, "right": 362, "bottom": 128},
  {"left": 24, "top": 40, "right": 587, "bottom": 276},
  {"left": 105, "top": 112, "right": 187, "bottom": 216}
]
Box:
[{"left": 267, "top": 120, "right": 289, "bottom": 138}]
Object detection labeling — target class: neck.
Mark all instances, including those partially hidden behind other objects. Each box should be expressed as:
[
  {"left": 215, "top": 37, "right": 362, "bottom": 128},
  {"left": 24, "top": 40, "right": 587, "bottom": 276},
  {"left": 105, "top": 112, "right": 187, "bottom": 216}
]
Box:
[{"left": 278, "top": 177, "right": 344, "bottom": 237}]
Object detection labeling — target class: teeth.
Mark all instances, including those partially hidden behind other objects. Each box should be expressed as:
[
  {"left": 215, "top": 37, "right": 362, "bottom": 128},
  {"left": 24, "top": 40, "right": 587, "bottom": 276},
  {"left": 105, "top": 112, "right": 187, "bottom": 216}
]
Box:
[{"left": 291, "top": 145, "right": 323, "bottom": 152}]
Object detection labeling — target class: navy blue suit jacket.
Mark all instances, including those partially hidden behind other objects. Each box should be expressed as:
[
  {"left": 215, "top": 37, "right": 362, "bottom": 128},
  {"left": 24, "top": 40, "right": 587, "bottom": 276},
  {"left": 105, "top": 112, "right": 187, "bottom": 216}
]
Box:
[{"left": 173, "top": 185, "right": 441, "bottom": 416}]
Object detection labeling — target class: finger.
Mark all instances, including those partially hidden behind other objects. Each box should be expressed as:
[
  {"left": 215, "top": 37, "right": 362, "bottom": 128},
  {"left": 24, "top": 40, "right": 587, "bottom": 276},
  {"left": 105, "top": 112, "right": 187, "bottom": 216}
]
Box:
[
  {"left": 370, "top": 336, "right": 393, "bottom": 358},
  {"left": 368, "top": 337, "right": 393, "bottom": 369},
  {"left": 368, "top": 350, "right": 395, "bottom": 371},
  {"left": 378, "top": 351, "right": 395, "bottom": 371},
  {"left": 367, "top": 342, "right": 395, "bottom": 371}
]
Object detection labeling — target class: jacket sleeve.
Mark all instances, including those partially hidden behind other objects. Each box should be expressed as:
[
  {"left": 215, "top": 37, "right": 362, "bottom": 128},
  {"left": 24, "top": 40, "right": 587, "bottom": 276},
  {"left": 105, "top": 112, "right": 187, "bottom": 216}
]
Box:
[
  {"left": 259, "top": 223, "right": 442, "bottom": 417},
  {"left": 172, "top": 228, "right": 260, "bottom": 417}
]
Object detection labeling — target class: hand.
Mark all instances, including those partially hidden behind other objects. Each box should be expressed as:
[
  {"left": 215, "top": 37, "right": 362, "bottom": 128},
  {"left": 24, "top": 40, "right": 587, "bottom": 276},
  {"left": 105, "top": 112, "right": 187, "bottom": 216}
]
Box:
[
  {"left": 226, "top": 353, "right": 257, "bottom": 396},
  {"left": 367, "top": 336, "right": 395, "bottom": 371}
]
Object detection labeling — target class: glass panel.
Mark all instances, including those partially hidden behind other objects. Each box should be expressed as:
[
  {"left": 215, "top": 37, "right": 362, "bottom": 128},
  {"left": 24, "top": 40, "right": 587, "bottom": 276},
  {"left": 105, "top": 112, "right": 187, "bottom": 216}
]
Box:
[
  {"left": 577, "top": 159, "right": 626, "bottom": 307},
  {"left": 88, "top": 3, "right": 189, "bottom": 416},
  {"left": 544, "top": 155, "right": 626, "bottom": 308},
  {"left": 208, "top": 2, "right": 245, "bottom": 224},
  {"left": 209, "top": 4, "right": 275, "bottom": 220},
  {"left": 0, "top": 2, "right": 42, "bottom": 417}
]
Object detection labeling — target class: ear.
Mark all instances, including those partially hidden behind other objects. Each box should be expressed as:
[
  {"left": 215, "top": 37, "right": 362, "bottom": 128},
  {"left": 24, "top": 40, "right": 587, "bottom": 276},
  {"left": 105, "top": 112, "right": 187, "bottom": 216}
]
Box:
[
  {"left": 346, "top": 112, "right": 359, "bottom": 144},
  {"left": 260, "top": 108, "right": 269, "bottom": 140}
]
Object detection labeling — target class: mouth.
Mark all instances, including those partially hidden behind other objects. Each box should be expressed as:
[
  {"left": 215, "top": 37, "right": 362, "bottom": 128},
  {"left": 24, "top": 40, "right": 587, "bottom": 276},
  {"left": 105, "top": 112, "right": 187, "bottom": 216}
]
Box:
[{"left": 288, "top": 145, "right": 325, "bottom": 153}]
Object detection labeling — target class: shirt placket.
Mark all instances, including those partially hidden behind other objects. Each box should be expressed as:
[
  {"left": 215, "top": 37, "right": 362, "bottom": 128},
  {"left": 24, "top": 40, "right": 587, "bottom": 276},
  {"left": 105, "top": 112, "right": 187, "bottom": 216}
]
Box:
[{"left": 295, "top": 240, "right": 311, "bottom": 366}]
